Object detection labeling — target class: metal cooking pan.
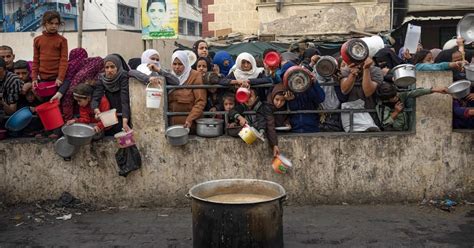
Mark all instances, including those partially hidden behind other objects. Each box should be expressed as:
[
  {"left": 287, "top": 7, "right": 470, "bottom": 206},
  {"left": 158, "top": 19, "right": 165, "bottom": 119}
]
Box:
[{"left": 457, "top": 13, "right": 474, "bottom": 44}]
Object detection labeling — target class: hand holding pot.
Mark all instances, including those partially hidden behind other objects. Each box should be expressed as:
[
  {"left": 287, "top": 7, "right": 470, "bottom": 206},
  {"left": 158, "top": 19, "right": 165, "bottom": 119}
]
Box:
[
  {"left": 183, "top": 120, "right": 192, "bottom": 129},
  {"left": 348, "top": 63, "right": 360, "bottom": 76},
  {"left": 466, "top": 93, "right": 474, "bottom": 102},
  {"left": 363, "top": 57, "right": 374, "bottom": 70},
  {"left": 148, "top": 63, "right": 160, "bottom": 73},
  {"left": 431, "top": 87, "right": 448, "bottom": 94},
  {"left": 273, "top": 146, "right": 280, "bottom": 157},
  {"left": 394, "top": 102, "right": 404, "bottom": 113},
  {"left": 238, "top": 116, "right": 248, "bottom": 126},
  {"left": 284, "top": 91, "right": 295, "bottom": 101},
  {"left": 66, "top": 119, "right": 76, "bottom": 125}
]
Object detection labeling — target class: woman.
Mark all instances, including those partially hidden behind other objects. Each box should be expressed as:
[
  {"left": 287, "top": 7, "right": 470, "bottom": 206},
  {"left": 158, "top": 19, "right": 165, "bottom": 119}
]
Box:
[
  {"left": 167, "top": 50, "right": 206, "bottom": 129},
  {"left": 60, "top": 48, "right": 88, "bottom": 120},
  {"left": 128, "top": 49, "right": 179, "bottom": 86},
  {"left": 413, "top": 49, "right": 464, "bottom": 72},
  {"left": 62, "top": 56, "right": 103, "bottom": 120},
  {"left": 373, "top": 48, "right": 403, "bottom": 83},
  {"left": 92, "top": 54, "right": 131, "bottom": 134},
  {"left": 192, "top": 40, "right": 217, "bottom": 73},
  {"left": 213, "top": 51, "right": 234, "bottom": 76},
  {"left": 434, "top": 46, "right": 471, "bottom": 81},
  {"left": 219, "top": 52, "right": 272, "bottom": 100}
]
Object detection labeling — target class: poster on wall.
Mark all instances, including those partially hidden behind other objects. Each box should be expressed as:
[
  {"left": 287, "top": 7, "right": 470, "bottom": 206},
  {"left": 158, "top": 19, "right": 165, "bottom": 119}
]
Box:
[{"left": 141, "top": 0, "right": 179, "bottom": 39}]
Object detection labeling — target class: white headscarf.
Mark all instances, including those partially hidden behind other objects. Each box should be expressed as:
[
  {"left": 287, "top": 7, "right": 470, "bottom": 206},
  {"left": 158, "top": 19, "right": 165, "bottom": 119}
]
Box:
[
  {"left": 171, "top": 50, "right": 192, "bottom": 85},
  {"left": 137, "top": 49, "right": 160, "bottom": 75},
  {"left": 232, "top": 52, "right": 264, "bottom": 81}
]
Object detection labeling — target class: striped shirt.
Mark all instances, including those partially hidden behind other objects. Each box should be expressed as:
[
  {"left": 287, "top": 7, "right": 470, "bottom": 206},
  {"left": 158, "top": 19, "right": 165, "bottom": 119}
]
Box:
[{"left": 0, "top": 71, "right": 22, "bottom": 105}]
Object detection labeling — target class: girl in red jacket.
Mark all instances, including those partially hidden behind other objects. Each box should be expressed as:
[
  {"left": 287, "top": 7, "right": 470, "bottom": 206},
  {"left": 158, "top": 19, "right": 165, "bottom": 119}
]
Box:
[{"left": 66, "top": 84, "right": 110, "bottom": 133}]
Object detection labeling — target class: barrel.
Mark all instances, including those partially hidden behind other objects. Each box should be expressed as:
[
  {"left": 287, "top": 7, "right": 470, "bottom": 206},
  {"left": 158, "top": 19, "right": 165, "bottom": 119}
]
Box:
[{"left": 188, "top": 179, "right": 286, "bottom": 248}]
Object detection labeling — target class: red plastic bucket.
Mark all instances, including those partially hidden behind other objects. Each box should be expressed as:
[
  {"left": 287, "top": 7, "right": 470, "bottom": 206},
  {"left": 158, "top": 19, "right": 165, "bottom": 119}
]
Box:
[
  {"left": 264, "top": 51, "right": 281, "bottom": 69},
  {"left": 36, "top": 100, "right": 64, "bottom": 130},
  {"left": 35, "top": 81, "right": 58, "bottom": 97}
]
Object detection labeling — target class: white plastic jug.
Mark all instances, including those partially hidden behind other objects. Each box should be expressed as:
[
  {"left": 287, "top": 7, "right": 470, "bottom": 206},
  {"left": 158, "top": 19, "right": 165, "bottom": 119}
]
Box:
[
  {"left": 360, "top": 35, "right": 384, "bottom": 58},
  {"left": 146, "top": 83, "right": 163, "bottom": 108}
]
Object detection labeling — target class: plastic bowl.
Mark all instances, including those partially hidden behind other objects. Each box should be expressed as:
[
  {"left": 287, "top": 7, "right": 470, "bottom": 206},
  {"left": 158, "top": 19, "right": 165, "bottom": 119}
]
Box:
[{"left": 5, "top": 107, "right": 33, "bottom": 131}]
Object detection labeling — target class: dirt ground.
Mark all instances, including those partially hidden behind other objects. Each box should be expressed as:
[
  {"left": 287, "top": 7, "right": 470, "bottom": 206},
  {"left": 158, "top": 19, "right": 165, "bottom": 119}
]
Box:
[{"left": 0, "top": 202, "right": 472, "bottom": 247}]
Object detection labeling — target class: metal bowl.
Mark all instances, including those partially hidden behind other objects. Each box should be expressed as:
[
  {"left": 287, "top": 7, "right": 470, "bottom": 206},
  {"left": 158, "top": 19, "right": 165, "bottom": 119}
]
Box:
[
  {"left": 61, "top": 123, "right": 95, "bottom": 146},
  {"left": 465, "top": 64, "right": 474, "bottom": 83},
  {"left": 448, "top": 80, "right": 472, "bottom": 99},
  {"left": 165, "top": 125, "right": 189, "bottom": 146},
  {"left": 54, "top": 137, "right": 77, "bottom": 158},
  {"left": 457, "top": 13, "right": 474, "bottom": 44}
]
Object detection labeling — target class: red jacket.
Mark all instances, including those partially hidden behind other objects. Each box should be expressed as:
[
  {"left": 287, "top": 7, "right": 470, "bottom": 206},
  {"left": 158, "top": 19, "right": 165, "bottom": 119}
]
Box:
[{"left": 75, "top": 96, "right": 110, "bottom": 130}]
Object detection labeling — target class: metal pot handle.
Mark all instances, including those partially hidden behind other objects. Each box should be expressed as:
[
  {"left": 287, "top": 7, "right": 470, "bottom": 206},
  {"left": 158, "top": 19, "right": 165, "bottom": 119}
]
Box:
[
  {"left": 207, "top": 124, "right": 216, "bottom": 128},
  {"left": 281, "top": 195, "right": 288, "bottom": 203},
  {"left": 185, "top": 193, "right": 191, "bottom": 199}
]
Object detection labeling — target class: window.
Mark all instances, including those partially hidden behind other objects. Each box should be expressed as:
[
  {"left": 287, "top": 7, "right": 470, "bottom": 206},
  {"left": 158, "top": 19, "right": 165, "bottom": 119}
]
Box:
[
  {"left": 198, "top": 0, "right": 202, "bottom": 8},
  {"left": 179, "top": 18, "right": 186, "bottom": 35},
  {"left": 187, "top": 0, "right": 195, "bottom": 5},
  {"left": 198, "top": 22, "right": 202, "bottom": 37},
  {"left": 187, "top": 20, "right": 196, "bottom": 36},
  {"left": 117, "top": 4, "right": 135, "bottom": 26}
]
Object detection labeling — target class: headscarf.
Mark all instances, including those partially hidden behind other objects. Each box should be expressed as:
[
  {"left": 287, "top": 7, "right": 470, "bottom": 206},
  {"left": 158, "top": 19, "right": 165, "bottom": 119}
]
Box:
[
  {"left": 141, "top": 49, "right": 160, "bottom": 66},
  {"left": 128, "top": 58, "right": 141, "bottom": 70},
  {"left": 62, "top": 57, "right": 104, "bottom": 120},
  {"left": 267, "top": 83, "right": 287, "bottom": 105},
  {"left": 430, "top": 48, "right": 442, "bottom": 61},
  {"left": 171, "top": 50, "right": 191, "bottom": 85},
  {"left": 373, "top": 48, "right": 403, "bottom": 69},
  {"left": 232, "top": 52, "right": 264, "bottom": 81},
  {"left": 65, "top": 48, "right": 88, "bottom": 81},
  {"left": 213, "top": 51, "right": 234, "bottom": 76},
  {"left": 100, "top": 54, "right": 127, "bottom": 92},
  {"left": 136, "top": 49, "right": 160, "bottom": 75}
]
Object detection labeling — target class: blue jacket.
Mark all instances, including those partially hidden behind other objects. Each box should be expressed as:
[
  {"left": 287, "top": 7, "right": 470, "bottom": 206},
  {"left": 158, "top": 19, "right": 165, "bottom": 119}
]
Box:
[
  {"left": 415, "top": 62, "right": 450, "bottom": 71},
  {"left": 288, "top": 80, "right": 325, "bottom": 133}
]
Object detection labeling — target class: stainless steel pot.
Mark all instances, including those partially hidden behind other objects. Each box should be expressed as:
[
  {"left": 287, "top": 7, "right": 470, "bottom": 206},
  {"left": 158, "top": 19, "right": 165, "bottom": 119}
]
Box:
[
  {"left": 196, "top": 118, "right": 224, "bottom": 138},
  {"left": 188, "top": 179, "right": 286, "bottom": 248},
  {"left": 54, "top": 136, "right": 77, "bottom": 158},
  {"left": 315, "top": 56, "right": 338, "bottom": 77},
  {"left": 457, "top": 13, "right": 474, "bottom": 44},
  {"left": 165, "top": 125, "right": 190, "bottom": 146},
  {"left": 392, "top": 64, "right": 416, "bottom": 87},
  {"left": 465, "top": 64, "right": 474, "bottom": 83},
  {"left": 61, "top": 123, "right": 95, "bottom": 146},
  {"left": 448, "top": 80, "right": 471, "bottom": 99}
]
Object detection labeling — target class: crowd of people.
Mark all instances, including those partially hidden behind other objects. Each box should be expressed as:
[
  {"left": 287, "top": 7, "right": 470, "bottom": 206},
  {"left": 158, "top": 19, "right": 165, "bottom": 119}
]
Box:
[{"left": 1, "top": 10, "right": 473, "bottom": 157}]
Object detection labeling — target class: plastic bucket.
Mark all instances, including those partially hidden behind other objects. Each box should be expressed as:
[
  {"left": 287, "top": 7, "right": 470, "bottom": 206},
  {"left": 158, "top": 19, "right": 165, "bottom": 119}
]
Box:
[
  {"left": 238, "top": 125, "right": 262, "bottom": 145},
  {"left": 264, "top": 51, "right": 281, "bottom": 69},
  {"left": 36, "top": 100, "right": 64, "bottom": 130},
  {"left": 114, "top": 130, "right": 136, "bottom": 148},
  {"left": 360, "top": 35, "right": 384, "bottom": 58},
  {"left": 99, "top": 109, "right": 118, "bottom": 128},
  {"left": 146, "top": 83, "right": 163, "bottom": 108},
  {"left": 35, "top": 81, "right": 58, "bottom": 97},
  {"left": 235, "top": 87, "right": 250, "bottom": 103},
  {"left": 272, "top": 154, "right": 293, "bottom": 174}
]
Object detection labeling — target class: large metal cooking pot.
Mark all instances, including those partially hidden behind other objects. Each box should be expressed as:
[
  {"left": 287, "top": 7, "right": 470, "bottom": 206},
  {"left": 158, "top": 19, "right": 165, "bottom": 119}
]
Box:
[
  {"left": 165, "top": 125, "right": 190, "bottom": 146},
  {"left": 61, "top": 123, "right": 95, "bottom": 146},
  {"left": 315, "top": 56, "right": 338, "bottom": 77},
  {"left": 196, "top": 118, "right": 224, "bottom": 138},
  {"left": 448, "top": 80, "right": 471, "bottom": 99},
  {"left": 392, "top": 64, "right": 416, "bottom": 87},
  {"left": 54, "top": 136, "right": 77, "bottom": 158},
  {"left": 341, "top": 38, "right": 369, "bottom": 65},
  {"left": 283, "top": 66, "right": 313, "bottom": 93},
  {"left": 457, "top": 13, "right": 474, "bottom": 44},
  {"left": 465, "top": 64, "right": 474, "bottom": 83},
  {"left": 188, "top": 179, "right": 286, "bottom": 248}
]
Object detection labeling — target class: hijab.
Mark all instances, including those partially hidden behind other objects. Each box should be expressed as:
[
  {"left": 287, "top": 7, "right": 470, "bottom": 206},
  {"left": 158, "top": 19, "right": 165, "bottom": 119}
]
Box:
[
  {"left": 171, "top": 50, "right": 192, "bottom": 85},
  {"left": 128, "top": 58, "right": 141, "bottom": 70},
  {"left": 65, "top": 48, "right": 88, "bottom": 81},
  {"left": 137, "top": 49, "right": 160, "bottom": 75},
  {"left": 232, "top": 52, "right": 264, "bottom": 81},
  {"left": 373, "top": 48, "right": 403, "bottom": 69},
  {"left": 430, "top": 48, "right": 442, "bottom": 61},
  {"left": 213, "top": 51, "right": 234, "bottom": 76},
  {"left": 100, "top": 54, "right": 127, "bottom": 92}
]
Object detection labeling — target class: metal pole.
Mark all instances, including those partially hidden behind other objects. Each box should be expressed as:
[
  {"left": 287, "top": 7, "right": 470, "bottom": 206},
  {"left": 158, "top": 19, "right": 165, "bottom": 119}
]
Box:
[
  {"left": 390, "top": 0, "right": 394, "bottom": 30},
  {"left": 78, "top": 0, "right": 84, "bottom": 47}
]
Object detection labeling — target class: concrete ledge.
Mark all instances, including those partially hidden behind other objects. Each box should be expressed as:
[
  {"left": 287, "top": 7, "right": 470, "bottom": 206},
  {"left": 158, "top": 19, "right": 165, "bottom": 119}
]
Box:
[{"left": 0, "top": 72, "right": 473, "bottom": 207}]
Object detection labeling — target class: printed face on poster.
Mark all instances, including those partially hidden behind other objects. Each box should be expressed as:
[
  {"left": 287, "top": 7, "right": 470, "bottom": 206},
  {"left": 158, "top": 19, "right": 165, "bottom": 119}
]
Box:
[{"left": 141, "top": 0, "right": 178, "bottom": 39}]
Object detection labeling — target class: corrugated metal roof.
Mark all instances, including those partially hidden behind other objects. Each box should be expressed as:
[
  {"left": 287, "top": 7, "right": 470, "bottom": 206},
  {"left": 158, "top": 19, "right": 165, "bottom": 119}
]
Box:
[{"left": 403, "top": 15, "right": 464, "bottom": 23}]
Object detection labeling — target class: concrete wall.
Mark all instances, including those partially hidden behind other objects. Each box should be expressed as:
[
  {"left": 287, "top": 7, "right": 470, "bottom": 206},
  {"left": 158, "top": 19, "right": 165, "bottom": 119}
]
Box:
[
  {"left": 0, "top": 30, "right": 143, "bottom": 62},
  {"left": 207, "top": 0, "right": 389, "bottom": 36},
  {"left": 83, "top": 0, "right": 141, "bottom": 30},
  {"left": 0, "top": 72, "right": 473, "bottom": 207},
  {"left": 408, "top": 0, "right": 474, "bottom": 12}
]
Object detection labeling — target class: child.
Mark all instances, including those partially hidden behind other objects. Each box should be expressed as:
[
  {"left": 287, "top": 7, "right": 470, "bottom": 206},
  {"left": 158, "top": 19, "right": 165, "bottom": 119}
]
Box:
[
  {"left": 267, "top": 83, "right": 292, "bottom": 128},
  {"left": 229, "top": 88, "right": 279, "bottom": 156},
  {"left": 13, "top": 60, "right": 31, "bottom": 84},
  {"left": 31, "top": 10, "right": 70, "bottom": 102},
  {"left": 67, "top": 84, "right": 110, "bottom": 133},
  {"left": 376, "top": 83, "right": 446, "bottom": 131}
]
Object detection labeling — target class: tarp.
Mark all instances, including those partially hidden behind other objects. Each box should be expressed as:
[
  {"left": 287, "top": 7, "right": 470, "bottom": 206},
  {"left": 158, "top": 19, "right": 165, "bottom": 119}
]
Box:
[{"left": 209, "top": 42, "right": 288, "bottom": 59}]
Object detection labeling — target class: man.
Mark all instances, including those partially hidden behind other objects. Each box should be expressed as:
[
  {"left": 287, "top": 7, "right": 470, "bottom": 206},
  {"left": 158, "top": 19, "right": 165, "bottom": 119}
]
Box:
[
  {"left": 0, "top": 57, "right": 22, "bottom": 115},
  {"left": 0, "top": 46, "right": 16, "bottom": 72}
]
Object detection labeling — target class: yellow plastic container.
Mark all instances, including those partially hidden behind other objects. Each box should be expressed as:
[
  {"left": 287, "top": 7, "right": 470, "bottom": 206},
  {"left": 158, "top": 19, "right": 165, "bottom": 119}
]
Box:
[{"left": 238, "top": 125, "right": 263, "bottom": 145}]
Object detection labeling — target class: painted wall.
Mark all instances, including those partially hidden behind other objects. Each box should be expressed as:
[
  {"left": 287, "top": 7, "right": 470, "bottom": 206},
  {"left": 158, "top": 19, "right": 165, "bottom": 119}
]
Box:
[
  {"left": 83, "top": 0, "right": 141, "bottom": 30},
  {"left": 0, "top": 72, "right": 472, "bottom": 207}
]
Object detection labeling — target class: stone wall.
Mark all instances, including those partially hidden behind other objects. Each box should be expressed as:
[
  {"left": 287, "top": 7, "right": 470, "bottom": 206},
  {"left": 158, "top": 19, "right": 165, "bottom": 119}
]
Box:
[
  {"left": 206, "top": 0, "right": 390, "bottom": 37},
  {"left": 0, "top": 72, "right": 473, "bottom": 207}
]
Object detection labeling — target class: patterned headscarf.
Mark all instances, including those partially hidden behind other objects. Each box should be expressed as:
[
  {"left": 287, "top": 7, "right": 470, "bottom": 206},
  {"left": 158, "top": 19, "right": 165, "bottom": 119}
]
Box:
[
  {"left": 61, "top": 57, "right": 104, "bottom": 120},
  {"left": 65, "top": 48, "right": 88, "bottom": 81}
]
